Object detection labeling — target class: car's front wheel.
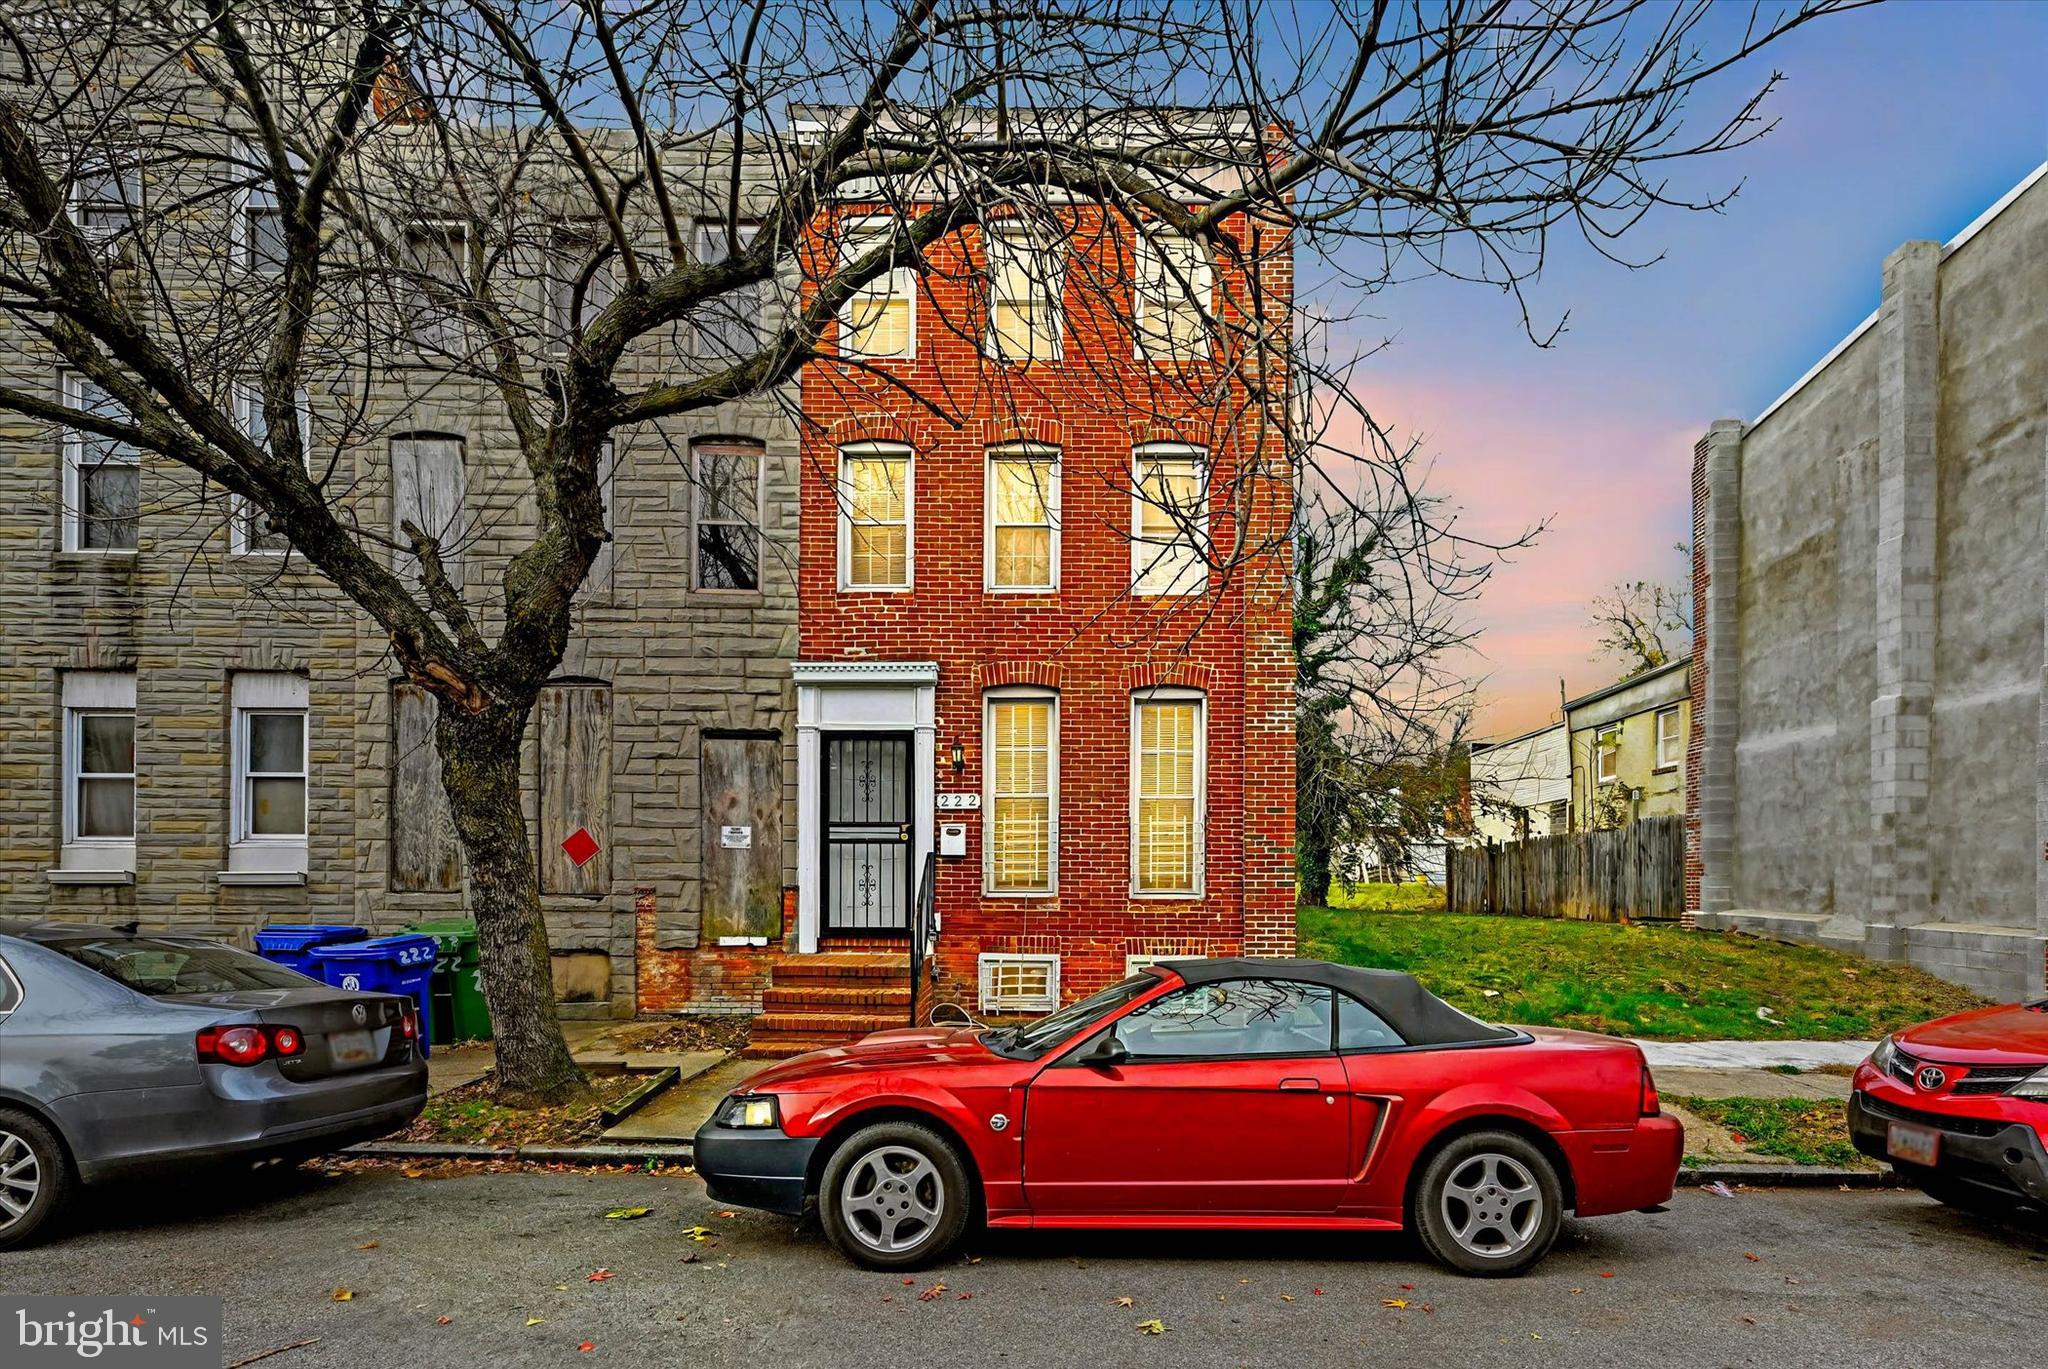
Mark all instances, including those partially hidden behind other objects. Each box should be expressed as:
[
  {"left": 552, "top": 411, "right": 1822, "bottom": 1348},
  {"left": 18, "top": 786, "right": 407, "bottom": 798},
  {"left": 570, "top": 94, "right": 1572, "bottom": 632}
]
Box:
[
  {"left": 818, "top": 1121, "right": 971, "bottom": 1270},
  {"left": 1413, "top": 1129, "right": 1564, "bottom": 1277},
  {"left": 0, "top": 1108, "right": 72, "bottom": 1251}
]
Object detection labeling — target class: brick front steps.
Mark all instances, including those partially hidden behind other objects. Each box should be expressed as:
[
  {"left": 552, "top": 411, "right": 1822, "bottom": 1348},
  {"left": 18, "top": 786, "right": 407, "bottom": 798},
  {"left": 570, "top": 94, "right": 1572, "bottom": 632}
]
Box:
[{"left": 741, "top": 952, "right": 913, "bottom": 1059}]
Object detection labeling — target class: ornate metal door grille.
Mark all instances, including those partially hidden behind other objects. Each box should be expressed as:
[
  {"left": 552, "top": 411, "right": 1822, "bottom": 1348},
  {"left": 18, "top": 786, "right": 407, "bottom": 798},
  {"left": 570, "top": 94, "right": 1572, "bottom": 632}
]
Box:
[{"left": 823, "top": 733, "right": 912, "bottom": 936}]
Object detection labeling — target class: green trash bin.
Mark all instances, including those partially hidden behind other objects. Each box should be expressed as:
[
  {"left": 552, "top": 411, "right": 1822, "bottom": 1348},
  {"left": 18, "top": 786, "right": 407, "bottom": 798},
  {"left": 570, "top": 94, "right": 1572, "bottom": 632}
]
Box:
[{"left": 404, "top": 918, "right": 493, "bottom": 1044}]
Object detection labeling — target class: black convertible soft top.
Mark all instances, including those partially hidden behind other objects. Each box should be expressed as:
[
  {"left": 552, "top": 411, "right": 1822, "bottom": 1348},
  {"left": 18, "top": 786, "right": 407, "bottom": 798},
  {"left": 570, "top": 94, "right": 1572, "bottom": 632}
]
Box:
[{"left": 1147, "top": 957, "right": 1519, "bottom": 1047}]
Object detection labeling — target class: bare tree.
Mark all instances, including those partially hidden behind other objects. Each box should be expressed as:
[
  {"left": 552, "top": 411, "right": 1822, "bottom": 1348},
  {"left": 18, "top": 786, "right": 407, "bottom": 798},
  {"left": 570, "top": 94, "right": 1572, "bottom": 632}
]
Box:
[
  {"left": 1591, "top": 542, "right": 1695, "bottom": 680},
  {"left": 0, "top": 0, "right": 1856, "bottom": 1103}
]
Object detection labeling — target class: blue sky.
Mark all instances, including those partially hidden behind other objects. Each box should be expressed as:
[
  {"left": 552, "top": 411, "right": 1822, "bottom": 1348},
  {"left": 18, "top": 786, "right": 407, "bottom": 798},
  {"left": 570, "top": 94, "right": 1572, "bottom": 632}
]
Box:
[{"left": 1363, "top": 2, "right": 2048, "bottom": 736}]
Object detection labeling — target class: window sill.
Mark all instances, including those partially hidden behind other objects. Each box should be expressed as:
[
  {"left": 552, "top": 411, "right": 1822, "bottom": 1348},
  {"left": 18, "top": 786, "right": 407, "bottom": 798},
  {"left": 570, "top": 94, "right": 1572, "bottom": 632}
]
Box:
[
  {"left": 54, "top": 549, "right": 140, "bottom": 560},
  {"left": 47, "top": 868, "right": 134, "bottom": 886},
  {"left": 1651, "top": 764, "right": 1680, "bottom": 775},
  {"left": 985, "top": 585, "right": 1059, "bottom": 596},
  {"left": 217, "top": 869, "right": 307, "bottom": 887}
]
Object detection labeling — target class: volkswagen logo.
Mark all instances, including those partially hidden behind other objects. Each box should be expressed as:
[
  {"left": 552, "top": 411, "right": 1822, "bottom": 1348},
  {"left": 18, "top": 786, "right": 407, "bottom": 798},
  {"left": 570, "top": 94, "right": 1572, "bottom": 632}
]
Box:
[
  {"left": 1916, "top": 1065, "right": 1947, "bottom": 1091},
  {"left": 351, "top": 1003, "right": 368, "bottom": 1026}
]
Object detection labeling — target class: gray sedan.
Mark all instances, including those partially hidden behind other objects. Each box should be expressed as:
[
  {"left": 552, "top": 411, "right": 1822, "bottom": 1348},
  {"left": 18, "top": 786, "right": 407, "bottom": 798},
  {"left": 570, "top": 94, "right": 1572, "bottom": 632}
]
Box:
[{"left": 0, "top": 920, "right": 427, "bottom": 1247}]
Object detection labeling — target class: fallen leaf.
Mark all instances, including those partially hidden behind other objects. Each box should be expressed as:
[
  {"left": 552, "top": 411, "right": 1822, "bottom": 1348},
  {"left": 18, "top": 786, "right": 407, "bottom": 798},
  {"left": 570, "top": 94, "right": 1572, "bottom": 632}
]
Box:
[
  {"left": 917, "top": 1282, "right": 947, "bottom": 1302},
  {"left": 1136, "top": 1319, "right": 1166, "bottom": 1336},
  {"left": 1744, "top": 1252, "right": 1761, "bottom": 1262},
  {"left": 1741, "top": 1316, "right": 1756, "bottom": 1326},
  {"left": 681, "top": 1253, "right": 701, "bottom": 1265},
  {"left": 1279, "top": 1294, "right": 1294, "bottom": 1303},
  {"left": 604, "top": 1207, "right": 651, "bottom": 1221},
  {"left": 902, "top": 1278, "right": 916, "bottom": 1286},
  {"left": 526, "top": 1319, "right": 546, "bottom": 1328},
  {"left": 966, "top": 1256, "right": 984, "bottom": 1265},
  {"left": 1730, "top": 1131, "right": 1749, "bottom": 1145},
  {"left": 1599, "top": 1271, "right": 1615, "bottom": 1279},
  {"left": 717, "top": 1211, "right": 736, "bottom": 1219},
  {"left": 1570, "top": 1288, "right": 1584, "bottom": 1296},
  {"left": 435, "top": 1317, "right": 451, "bottom": 1327},
  {"left": 1421, "top": 1304, "right": 1435, "bottom": 1314},
  {"left": 588, "top": 1270, "right": 614, "bottom": 1283},
  {"left": 1312, "top": 1288, "right": 1323, "bottom": 1296},
  {"left": 1399, "top": 1283, "right": 1415, "bottom": 1291},
  {"left": 579, "top": 1341, "right": 596, "bottom": 1353},
  {"left": 957, "top": 1292, "right": 973, "bottom": 1301},
  {"left": 1114, "top": 1297, "right": 1135, "bottom": 1309},
  {"left": 1705, "top": 1181, "right": 1738, "bottom": 1199},
  {"left": 331, "top": 1289, "right": 353, "bottom": 1303},
  {"left": 355, "top": 1241, "right": 380, "bottom": 1251},
  {"left": 1382, "top": 1299, "right": 1409, "bottom": 1309},
  {"left": 555, "top": 1285, "right": 569, "bottom": 1292}
]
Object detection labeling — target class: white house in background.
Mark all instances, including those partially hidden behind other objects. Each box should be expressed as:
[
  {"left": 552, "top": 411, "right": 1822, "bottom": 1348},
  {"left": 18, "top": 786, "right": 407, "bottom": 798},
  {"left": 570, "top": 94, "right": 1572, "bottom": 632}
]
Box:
[{"left": 1467, "top": 722, "right": 1570, "bottom": 845}]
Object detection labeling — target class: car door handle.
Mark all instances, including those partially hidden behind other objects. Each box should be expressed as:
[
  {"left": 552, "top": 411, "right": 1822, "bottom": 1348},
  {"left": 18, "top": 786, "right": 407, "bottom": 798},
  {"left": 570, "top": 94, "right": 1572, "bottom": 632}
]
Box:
[{"left": 1278, "top": 1078, "right": 1319, "bottom": 1091}]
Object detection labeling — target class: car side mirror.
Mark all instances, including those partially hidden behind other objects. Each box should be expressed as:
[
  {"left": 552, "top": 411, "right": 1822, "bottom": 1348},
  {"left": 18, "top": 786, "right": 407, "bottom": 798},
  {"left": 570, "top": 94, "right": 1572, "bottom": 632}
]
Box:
[{"left": 1078, "top": 1033, "right": 1127, "bottom": 1069}]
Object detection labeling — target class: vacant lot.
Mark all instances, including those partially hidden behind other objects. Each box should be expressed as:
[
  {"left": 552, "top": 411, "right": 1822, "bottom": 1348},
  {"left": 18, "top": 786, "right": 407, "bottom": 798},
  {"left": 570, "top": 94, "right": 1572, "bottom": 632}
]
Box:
[{"left": 1297, "top": 906, "right": 1986, "bottom": 1040}]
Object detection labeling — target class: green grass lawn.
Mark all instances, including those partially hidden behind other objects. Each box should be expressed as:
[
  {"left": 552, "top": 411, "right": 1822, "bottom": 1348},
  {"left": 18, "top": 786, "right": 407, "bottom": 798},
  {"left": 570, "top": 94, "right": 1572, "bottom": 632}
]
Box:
[
  {"left": 1297, "top": 905, "right": 1986, "bottom": 1040},
  {"left": 1322, "top": 881, "right": 1448, "bottom": 913},
  {"left": 1668, "top": 1096, "right": 1862, "bottom": 1167}
]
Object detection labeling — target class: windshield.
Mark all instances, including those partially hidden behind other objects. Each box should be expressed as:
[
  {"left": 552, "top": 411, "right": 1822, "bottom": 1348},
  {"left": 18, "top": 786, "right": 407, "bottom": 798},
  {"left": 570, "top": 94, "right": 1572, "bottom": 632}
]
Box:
[
  {"left": 991, "top": 973, "right": 1161, "bottom": 1059},
  {"left": 46, "top": 936, "right": 315, "bottom": 996}
]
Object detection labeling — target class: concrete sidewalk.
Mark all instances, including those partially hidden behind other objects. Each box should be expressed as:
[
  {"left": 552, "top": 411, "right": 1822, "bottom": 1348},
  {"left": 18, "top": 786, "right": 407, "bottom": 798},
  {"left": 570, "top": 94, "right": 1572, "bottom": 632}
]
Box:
[{"left": 1634, "top": 1038, "right": 1878, "bottom": 1070}]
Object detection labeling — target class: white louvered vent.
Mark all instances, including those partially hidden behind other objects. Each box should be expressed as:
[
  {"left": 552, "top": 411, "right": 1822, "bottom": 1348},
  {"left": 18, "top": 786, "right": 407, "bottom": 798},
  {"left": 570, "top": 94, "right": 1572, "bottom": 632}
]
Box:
[
  {"left": 1124, "top": 953, "right": 1204, "bottom": 976},
  {"left": 978, "top": 953, "right": 1060, "bottom": 1013}
]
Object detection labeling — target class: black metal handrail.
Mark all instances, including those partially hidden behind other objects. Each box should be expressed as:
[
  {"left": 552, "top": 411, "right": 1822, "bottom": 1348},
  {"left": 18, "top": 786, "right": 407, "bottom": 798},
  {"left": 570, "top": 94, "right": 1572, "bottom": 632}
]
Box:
[{"left": 907, "top": 849, "right": 939, "bottom": 1026}]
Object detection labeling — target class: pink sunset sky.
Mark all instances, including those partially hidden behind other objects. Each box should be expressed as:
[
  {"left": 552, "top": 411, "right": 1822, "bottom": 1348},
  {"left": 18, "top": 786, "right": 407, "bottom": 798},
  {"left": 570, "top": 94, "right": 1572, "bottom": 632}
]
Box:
[{"left": 1323, "top": 3, "right": 2048, "bottom": 741}]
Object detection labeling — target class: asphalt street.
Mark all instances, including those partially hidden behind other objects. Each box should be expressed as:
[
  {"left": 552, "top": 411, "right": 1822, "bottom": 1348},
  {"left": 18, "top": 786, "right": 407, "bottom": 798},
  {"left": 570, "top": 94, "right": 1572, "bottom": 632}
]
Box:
[{"left": 4, "top": 1165, "right": 2042, "bottom": 1369}]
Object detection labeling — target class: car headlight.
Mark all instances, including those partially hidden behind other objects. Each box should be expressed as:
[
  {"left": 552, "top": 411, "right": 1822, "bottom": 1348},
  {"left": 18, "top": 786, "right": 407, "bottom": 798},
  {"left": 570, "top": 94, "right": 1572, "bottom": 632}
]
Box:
[
  {"left": 2013, "top": 1066, "right": 2048, "bottom": 1100},
  {"left": 1870, "top": 1035, "right": 1897, "bottom": 1075},
  {"left": 715, "top": 1093, "right": 780, "bottom": 1129}
]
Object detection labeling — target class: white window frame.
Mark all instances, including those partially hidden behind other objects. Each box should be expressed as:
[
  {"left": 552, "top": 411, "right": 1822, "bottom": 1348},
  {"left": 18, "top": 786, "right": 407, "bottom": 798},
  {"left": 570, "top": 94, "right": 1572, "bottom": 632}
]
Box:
[
  {"left": 983, "top": 688, "right": 1058, "bottom": 896},
  {"left": 1133, "top": 229, "right": 1214, "bottom": 362},
  {"left": 690, "top": 439, "right": 766, "bottom": 593},
  {"left": 978, "top": 953, "right": 1061, "bottom": 1014},
  {"left": 228, "top": 140, "right": 285, "bottom": 275},
  {"left": 1130, "top": 687, "right": 1206, "bottom": 897},
  {"left": 983, "top": 445, "right": 1060, "bottom": 592},
  {"left": 227, "top": 672, "right": 309, "bottom": 879},
  {"left": 58, "top": 670, "right": 137, "bottom": 876},
  {"left": 837, "top": 443, "right": 914, "bottom": 591},
  {"left": 404, "top": 220, "right": 470, "bottom": 351},
  {"left": 983, "top": 222, "right": 1064, "bottom": 363},
  {"left": 1655, "top": 706, "right": 1683, "bottom": 770},
  {"left": 1131, "top": 443, "right": 1209, "bottom": 596},
  {"left": 59, "top": 369, "right": 140, "bottom": 555},
  {"left": 837, "top": 217, "right": 915, "bottom": 361},
  {"left": 547, "top": 221, "right": 619, "bottom": 353},
  {"left": 690, "top": 219, "right": 764, "bottom": 361},
  {"left": 1594, "top": 725, "right": 1621, "bottom": 785},
  {"left": 231, "top": 382, "right": 312, "bottom": 556},
  {"left": 68, "top": 156, "right": 138, "bottom": 247}
]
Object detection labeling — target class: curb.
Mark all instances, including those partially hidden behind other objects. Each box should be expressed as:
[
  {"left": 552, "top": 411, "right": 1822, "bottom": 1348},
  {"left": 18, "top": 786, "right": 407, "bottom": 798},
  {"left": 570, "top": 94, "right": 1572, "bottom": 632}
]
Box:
[
  {"left": 345, "top": 1140, "right": 694, "bottom": 1167},
  {"left": 1679, "top": 1163, "right": 1903, "bottom": 1188}
]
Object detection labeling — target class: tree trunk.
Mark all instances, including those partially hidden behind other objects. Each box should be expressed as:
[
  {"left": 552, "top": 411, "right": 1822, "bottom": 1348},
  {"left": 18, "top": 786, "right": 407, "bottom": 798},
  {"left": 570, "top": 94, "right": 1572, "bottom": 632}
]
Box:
[
  {"left": 436, "top": 702, "right": 587, "bottom": 1108},
  {"left": 1296, "top": 827, "right": 1334, "bottom": 909}
]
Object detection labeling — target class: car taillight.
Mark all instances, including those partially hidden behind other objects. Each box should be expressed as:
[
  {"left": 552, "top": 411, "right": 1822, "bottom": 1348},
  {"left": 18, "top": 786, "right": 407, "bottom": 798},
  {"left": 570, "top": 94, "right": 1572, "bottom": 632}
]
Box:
[
  {"left": 196, "top": 1024, "right": 304, "bottom": 1066},
  {"left": 398, "top": 1004, "right": 419, "bottom": 1041},
  {"left": 1640, "top": 1063, "right": 1662, "bottom": 1117}
]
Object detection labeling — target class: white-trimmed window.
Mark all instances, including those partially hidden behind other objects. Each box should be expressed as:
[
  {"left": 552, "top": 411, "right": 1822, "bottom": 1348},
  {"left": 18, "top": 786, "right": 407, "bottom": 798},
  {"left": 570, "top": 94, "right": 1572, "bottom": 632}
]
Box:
[
  {"left": 986, "top": 446, "right": 1059, "bottom": 591},
  {"left": 60, "top": 371, "right": 139, "bottom": 553},
  {"left": 838, "top": 444, "right": 912, "bottom": 590},
  {"left": 978, "top": 953, "right": 1060, "bottom": 1014},
  {"left": 1133, "top": 230, "right": 1212, "bottom": 361},
  {"left": 692, "top": 220, "right": 763, "bottom": 362},
  {"left": 1595, "top": 725, "right": 1621, "bottom": 784},
  {"left": 985, "top": 224, "right": 1063, "bottom": 362},
  {"left": 403, "top": 222, "right": 469, "bottom": 351},
  {"left": 1131, "top": 445, "right": 1207, "bottom": 595},
  {"left": 232, "top": 383, "right": 311, "bottom": 555},
  {"left": 230, "top": 142, "right": 284, "bottom": 275},
  {"left": 985, "top": 690, "right": 1056, "bottom": 894},
  {"left": 548, "top": 224, "right": 618, "bottom": 350},
  {"left": 837, "top": 218, "right": 914, "bottom": 359},
  {"left": 1132, "top": 689, "right": 1205, "bottom": 895},
  {"left": 1655, "top": 706, "right": 1683, "bottom": 770},
  {"left": 693, "top": 439, "right": 763, "bottom": 592},
  {"left": 228, "top": 672, "right": 309, "bottom": 878},
  {"left": 58, "top": 670, "right": 136, "bottom": 876},
  {"left": 69, "top": 158, "right": 137, "bottom": 248}
]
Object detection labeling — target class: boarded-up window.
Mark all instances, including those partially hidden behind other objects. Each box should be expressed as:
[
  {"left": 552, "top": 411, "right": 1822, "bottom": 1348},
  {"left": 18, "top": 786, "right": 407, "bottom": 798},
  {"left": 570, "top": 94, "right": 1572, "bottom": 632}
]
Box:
[
  {"left": 390, "top": 683, "right": 461, "bottom": 893},
  {"left": 701, "top": 734, "right": 783, "bottom": 940},
  {"left": 390, "top": 435, "right": 466, "bottom": 595},
  {"left": 538, "top": 682, "right": 612, "bottom": 896}
]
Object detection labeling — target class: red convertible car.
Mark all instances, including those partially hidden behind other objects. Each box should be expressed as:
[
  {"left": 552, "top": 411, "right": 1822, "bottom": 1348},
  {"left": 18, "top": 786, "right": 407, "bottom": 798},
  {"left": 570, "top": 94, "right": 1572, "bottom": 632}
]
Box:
[
  {"left": 695, "top": 959, "right": 1682, "bottom": 1275},
  {"left": 1849, "top": 998, "right": 2048, "bottom": 1211}
]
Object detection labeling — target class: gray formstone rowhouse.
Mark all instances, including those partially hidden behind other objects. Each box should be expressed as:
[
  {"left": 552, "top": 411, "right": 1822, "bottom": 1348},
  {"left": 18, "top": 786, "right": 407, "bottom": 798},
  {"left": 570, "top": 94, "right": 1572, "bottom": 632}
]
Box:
[
  {"left": 1691, "top": 160, "right": 2048, "bottom": 1001},
  {"left": 0, "top": 136, "right": 798, "bottom": 1018}
]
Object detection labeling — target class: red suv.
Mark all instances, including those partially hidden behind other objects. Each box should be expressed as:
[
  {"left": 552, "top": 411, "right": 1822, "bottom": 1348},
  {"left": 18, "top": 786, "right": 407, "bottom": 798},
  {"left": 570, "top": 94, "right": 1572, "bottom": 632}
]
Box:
[{"left": 1849, "top": 999, "right": 2048, "bottom": 1211}]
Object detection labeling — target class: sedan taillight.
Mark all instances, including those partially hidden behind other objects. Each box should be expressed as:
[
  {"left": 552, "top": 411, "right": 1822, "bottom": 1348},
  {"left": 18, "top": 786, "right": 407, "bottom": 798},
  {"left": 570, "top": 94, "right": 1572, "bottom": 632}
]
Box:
[
  {"left": 197, "top": 1024, "right": 304, "bottom": 1066},
  {"left": 1640, "top": 1063, "right": 1662, "bottom": 1117},
  {"left": 398, "top": 1003, "right": 419, "bottom": 1042}
]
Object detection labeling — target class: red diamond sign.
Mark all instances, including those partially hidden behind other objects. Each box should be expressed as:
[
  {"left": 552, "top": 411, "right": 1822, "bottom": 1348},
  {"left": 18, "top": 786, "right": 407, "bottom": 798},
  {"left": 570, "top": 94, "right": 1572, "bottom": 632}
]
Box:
[{"left": 561, "top": 827, "right": 600, "bottom": 868}]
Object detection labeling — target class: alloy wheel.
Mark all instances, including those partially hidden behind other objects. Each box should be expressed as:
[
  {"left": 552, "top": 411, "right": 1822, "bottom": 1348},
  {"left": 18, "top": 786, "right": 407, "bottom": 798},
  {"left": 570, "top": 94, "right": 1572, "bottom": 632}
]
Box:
[
  {"left": 0, "top": 1130, "right": 42, "bottom": 1230},
  {"left": 1439, "top": 1151, "right": 1542, "bottom": 1258},
  {"left": 838, "top": 1144, "right": 945, "bottom": 1254}
]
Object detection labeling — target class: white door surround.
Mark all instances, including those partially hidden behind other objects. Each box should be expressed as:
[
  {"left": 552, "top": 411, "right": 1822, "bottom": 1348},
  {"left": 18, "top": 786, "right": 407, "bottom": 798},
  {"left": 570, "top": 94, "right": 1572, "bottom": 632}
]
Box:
[{"left": 793, "top": 661, "right": 937, "bottom": 953}]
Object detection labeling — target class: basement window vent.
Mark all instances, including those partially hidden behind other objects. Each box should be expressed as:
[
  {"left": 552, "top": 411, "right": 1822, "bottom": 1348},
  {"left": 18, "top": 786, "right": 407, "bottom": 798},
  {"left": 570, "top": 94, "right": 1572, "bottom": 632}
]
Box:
[
  {"left": 1125, "top": 953, "right": 1203, "bottom": 976},
  {"left": 978, "top": 953, "right": 1060, "bottom": 1014}
]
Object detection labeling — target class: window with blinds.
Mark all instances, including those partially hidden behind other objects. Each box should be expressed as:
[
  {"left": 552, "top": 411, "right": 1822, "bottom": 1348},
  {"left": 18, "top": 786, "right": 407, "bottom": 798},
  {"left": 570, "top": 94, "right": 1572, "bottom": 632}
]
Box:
[
  {"left": 1134, "top": 231, "right": 1212, "bottom": 361},
  {"left": 987, "top": 448, "right": 1058, "bottom": 590},
  {"left": 838, "top": 219, "right": 914, "bottom": 358},
  {"left": 1133, "top": 692, "right": 1204, "bottom": 895},
  {"left": 986, "top": 693, "right": 1055, "bottom": 893},
  {"left": 985, "top": 225, "right": 1063, "bottom": 362},
  {"left": 840, "top": 446, "right": 912, "bottom": 589},
  {"left": 1132, "top": 446, "right": 1208, "bottom": 596}
]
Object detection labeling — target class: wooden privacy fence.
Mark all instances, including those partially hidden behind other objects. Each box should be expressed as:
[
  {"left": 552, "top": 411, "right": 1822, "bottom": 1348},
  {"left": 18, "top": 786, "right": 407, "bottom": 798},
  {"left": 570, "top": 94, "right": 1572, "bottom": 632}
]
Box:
[{"left": 1446, "top": 815, "right": 1685, "bottom": 922}]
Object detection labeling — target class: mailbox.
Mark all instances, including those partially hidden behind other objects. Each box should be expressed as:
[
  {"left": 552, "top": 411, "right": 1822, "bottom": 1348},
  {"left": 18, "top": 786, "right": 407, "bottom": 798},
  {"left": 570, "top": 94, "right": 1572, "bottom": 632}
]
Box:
[{"left": 938, "top": 822, "right": 968, "bottom": 858}]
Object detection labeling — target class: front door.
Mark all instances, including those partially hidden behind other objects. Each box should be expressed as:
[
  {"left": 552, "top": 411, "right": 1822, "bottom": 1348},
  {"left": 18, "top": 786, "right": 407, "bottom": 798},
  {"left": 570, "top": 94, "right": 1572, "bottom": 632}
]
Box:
[
  {"left": 822, "top": 733, "right": 912, "bottom": 936},
  {"left": 1023, "top": 979, "right": 1353, "bottom": 1214}
]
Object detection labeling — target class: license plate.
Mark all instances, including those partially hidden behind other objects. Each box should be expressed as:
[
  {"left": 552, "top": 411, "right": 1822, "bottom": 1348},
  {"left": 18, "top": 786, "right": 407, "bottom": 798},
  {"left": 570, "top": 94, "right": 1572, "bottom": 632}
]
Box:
[
  {"left": 1887, "top": 1121, "right": 1941, "bottom": 1166},
  {"left": 328, "top": 1029, "right": 377, "bottom": 1067}
]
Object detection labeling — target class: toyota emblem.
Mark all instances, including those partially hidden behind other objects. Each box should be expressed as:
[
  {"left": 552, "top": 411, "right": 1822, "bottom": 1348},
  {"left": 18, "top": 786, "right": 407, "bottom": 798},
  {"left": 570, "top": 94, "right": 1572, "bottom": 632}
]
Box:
[
  {"left": 1916, "top": 1064, "right": 1946, "bottom": 1091},
  {"left": 352, "top": 1003, "right": 368, "bottom": 1026}
]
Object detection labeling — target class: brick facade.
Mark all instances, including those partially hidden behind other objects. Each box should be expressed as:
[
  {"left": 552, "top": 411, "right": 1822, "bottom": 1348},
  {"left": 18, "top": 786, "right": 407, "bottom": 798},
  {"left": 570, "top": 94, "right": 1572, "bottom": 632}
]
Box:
[{"left": 792, "top": 204, "right": 1297, "bottom": 1011}]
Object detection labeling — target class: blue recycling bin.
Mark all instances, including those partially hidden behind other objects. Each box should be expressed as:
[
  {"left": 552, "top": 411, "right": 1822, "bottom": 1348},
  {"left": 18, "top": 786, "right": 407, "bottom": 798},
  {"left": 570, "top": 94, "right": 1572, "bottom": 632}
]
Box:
[
  {"left": 308, "top": 934, "right": 439, "bottom": 1056},
  {"left": 250, "top": 925, "right": 369, "bottom": 978}
]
